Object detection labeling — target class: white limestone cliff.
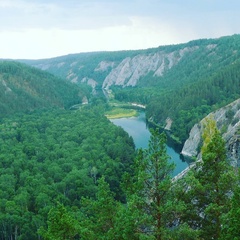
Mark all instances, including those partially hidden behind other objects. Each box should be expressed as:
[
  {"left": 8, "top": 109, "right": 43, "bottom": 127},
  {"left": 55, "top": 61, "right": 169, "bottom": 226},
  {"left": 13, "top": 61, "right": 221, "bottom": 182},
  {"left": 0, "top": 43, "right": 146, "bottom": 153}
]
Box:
[
  {"left": 181, "top": 98, "right": 240, "bottom": 166},
  {"left": 102, "top": 47, "right": 197, "bottom": 89}
]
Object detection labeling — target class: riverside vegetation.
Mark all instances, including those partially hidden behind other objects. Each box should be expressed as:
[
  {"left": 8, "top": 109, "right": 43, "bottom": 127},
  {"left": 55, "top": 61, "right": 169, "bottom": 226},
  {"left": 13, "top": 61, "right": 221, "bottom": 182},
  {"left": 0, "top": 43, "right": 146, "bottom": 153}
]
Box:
[
  {"left": 0, "top": 106, "right": 239, "bottom": 239},
  {"left": 0, "top": 34, "right": 240, "bottom": 239},
  {"left": 22, "top": 34, "right": 240, "bottom": 143}
]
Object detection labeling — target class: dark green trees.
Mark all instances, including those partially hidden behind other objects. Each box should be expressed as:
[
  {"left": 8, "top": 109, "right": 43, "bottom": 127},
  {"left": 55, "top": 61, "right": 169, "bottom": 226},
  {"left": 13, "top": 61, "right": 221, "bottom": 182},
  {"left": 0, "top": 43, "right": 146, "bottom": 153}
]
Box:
[
  {"left": 74, "top": 129, "right": 175, "bottom": 240},
  {"left": 0, "top": 61, "right": 90, "bottom": 118},
  {"left": 177, "top": 118, "right": 237, "bottom": 239},
  {"left": 221, "top": 171, "right": 240, "bottom": 240},
  {"left": 79, "top": 177, "right": 119, "bottom": 239},
  {"left": 0, "top": 108, "right": 135, "bottom": 239},
  {"left": 38, "top": 203, "right": 79, "bottom": 240},
  {"left": 124, "top": 129, "right": 175, "bottom": 239}
]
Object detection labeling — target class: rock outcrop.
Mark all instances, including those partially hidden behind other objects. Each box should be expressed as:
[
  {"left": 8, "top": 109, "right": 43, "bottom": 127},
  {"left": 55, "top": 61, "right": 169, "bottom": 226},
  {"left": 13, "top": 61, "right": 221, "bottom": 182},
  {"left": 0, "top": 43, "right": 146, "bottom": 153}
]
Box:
[
  {"left": 181, "top": 98, "right": 240, "bottom": 166},
  {"left": 102, "top": 47, "right": 197, "bottom": 88}
]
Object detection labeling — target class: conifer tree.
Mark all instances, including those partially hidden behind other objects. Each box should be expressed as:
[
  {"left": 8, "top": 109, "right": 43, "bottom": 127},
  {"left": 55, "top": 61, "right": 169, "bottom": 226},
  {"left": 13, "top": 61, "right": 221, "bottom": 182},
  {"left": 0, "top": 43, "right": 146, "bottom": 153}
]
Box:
[
  {"left": 221, "top": 171, "right": 240, "bottom": 240},
  {"left": 79, "top": 176, "right": 118, "bottom": 240},
  {"left": 38, "top": 203, "right": 79, "bottom": 240},
  {"left": 123, "top": 129, "right": 175, "bottom": 239},
  {"left": 178, "top": 118, "right": 237, "bottom": 239}
]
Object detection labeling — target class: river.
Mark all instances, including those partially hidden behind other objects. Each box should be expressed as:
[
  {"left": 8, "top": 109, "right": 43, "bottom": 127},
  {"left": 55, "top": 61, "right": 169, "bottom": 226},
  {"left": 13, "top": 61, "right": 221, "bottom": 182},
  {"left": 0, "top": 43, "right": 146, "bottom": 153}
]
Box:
[{"left": 110, "top": 112, "right": 188, "bottom": 177}]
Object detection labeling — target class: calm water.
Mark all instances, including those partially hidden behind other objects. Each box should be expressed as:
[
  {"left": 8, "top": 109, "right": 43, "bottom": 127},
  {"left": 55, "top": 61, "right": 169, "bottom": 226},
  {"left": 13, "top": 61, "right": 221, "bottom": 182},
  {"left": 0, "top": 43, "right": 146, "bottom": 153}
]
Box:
[{"left": 111, "top": 112, "right": 188, "bottom": 176}]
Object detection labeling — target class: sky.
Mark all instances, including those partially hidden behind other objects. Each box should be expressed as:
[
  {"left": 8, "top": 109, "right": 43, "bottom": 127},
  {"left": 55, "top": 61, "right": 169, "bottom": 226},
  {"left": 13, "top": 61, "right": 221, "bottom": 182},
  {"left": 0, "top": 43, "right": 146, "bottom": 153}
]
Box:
[{"left": 0, "top": 0, "right": 240, "bottom": 59}]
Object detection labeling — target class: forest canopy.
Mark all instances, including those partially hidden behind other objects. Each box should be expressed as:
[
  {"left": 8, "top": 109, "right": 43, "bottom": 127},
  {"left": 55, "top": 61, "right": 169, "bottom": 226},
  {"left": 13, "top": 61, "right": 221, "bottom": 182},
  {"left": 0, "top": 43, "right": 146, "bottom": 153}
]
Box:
[{"left": 0, "top": 107, "right": 135, "bottom": 239}]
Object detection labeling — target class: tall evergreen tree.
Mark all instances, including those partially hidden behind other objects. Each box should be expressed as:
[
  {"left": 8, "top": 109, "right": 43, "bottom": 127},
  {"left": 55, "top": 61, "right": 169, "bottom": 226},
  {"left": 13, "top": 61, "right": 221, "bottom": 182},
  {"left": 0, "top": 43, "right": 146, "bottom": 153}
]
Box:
[
  {"left": 79, "top": 176, "right": 119, "bottom": 240},
  {"left": 178, "top": 118, "right": 237, "bottom": 239},
  {"left": 38, "top": 203, "right": 79, "bottom": 240},
  {"left": 123, "top": 129, "right": 175, "bottom": 239},
  {"left": 221, "top": 170, "right": 240, "bottom": 240}
]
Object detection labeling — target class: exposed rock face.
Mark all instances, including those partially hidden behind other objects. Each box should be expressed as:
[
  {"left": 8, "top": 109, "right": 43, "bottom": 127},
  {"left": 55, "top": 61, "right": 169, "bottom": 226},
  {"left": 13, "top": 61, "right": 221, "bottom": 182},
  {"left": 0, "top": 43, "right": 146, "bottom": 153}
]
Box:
[
  {"left": 81, "top": 77, "right": 98, "bottom": 88},
  {"left": 181, "top": 124, "right": 202, "bottom": 157},
  {"left": 181, "top": 98, "right": 240, "bottom": 166},
  {"left": 1, "top": 80, "right": 12, "bottom": 93},
  {"left": 95, "top": 61, "right": 115, "bottom": 72},
  {"left": 102, "top": 47, "right": 197, "bottom": 88}
]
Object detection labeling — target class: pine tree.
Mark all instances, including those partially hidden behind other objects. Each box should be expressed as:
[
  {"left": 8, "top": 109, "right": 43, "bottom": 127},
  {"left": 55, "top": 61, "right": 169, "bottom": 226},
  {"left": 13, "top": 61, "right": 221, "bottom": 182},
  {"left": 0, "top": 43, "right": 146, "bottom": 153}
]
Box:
[
  {"left": 178, "top": 118, "right": 237, "bottom": 239},
  {"left": 38, "top": 203, "right": 79, "bottom": 240},
  {"left": 79, "top": 176, "right": 119, "bottom": 239},
  {"left": 123, "top": 129, "right": 175, "bottom": 239},
  {"left": 221, "top": 170, "right": 240, "bottom": 240}
]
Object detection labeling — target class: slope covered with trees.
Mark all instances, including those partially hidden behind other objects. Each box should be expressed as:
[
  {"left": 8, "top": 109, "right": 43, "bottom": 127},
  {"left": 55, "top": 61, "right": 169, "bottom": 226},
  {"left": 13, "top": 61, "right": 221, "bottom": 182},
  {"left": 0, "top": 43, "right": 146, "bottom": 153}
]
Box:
[
  {"left": 0, "top": 107, "right": 135, "bottom": 239},
  {"left": 38, "top": 121, "right": 239, "bottom": 240},
  {"left": 145, "top": 60, "right": 240, "bottom": 142},
  {"left": 21, "top": 34, "right": 240, "bottom": 143},
  {"left": 0, "top": 61, "right": 90, "bottom": 118}
]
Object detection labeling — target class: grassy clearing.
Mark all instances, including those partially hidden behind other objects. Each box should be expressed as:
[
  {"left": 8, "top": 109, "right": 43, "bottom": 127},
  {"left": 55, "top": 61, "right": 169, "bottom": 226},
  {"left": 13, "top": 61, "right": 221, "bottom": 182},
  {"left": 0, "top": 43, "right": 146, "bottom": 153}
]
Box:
[{"left": 105, "top": 107, "right": 138, "bottom": 119}]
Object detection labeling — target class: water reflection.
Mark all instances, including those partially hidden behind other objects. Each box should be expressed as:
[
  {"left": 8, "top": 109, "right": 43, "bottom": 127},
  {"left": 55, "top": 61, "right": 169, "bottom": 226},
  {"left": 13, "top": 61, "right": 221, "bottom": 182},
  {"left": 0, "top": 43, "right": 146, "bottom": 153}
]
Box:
[{"left": 110, "top": 112, "right": 188, "bottom": 176}]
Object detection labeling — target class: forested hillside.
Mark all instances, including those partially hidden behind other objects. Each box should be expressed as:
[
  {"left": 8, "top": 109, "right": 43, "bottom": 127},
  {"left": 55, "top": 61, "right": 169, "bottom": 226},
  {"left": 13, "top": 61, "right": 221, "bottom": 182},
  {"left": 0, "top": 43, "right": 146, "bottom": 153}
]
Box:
[
  {"left": 0, "top": 108, "right": 135, "bottom": 239},
  {"left": 0, "top": 34, "right": 239, "bottom": 239},
  {"left": 145, "top": 61, "right": 240, "bottom": 142},
  {"left": 0, "top": 61, "right": 90, "bottom": 118},
  {"left": 21, "top": 34, "right": 240, "bottom": 90},
  {"left": 1, "top": 118, "right": 237, "bottom": 239},
  {"left": 20, "top": 34, "right": 240, "bottom": 143}
]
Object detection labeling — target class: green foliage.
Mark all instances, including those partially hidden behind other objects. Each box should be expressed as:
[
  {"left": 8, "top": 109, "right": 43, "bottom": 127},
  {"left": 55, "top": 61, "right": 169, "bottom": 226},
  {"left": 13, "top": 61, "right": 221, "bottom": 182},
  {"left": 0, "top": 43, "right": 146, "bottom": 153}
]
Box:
[
  {"left": 221, "top": 171, "right": 240, "bottom": 240},
  {"left": 38, "top": 203, "right": 79, "bottom": 240},
  {"left": 0, "top": 61, "right": 90, "bottom": 118},
  {"left": 74, "top": 129, "right": 177, "bottom": 240},
  {"left": 0, "top": 108, "right": 135, "bottom": 239},
  {"left": 122, "top": 129, "right": 175, "bottom": 239},
  {"left": 175, "top": 119, "right": 237, "bottom": 239},
  {"left": 79, "top": 177, "right": 119, "bottom": 239},
  {"left": 1, "top": 35, "right": 240, "bottom": 239}
]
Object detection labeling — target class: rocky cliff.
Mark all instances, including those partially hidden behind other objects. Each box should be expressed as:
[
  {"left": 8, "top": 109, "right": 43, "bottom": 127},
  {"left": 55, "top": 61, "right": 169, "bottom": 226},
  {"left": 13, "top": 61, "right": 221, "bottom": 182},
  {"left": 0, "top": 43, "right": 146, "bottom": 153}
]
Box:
[
  {"left": 22, "top": 46, "right": 198, "bottom": 90},
  {"left": 19, "top": 35, "right": 240, "bottom": 94},
  {"left": 102, "top": 47, "right": 197, "bottom": 88},
  {"left": 181, "top": 98, "right": 240, "bottom": 167}
]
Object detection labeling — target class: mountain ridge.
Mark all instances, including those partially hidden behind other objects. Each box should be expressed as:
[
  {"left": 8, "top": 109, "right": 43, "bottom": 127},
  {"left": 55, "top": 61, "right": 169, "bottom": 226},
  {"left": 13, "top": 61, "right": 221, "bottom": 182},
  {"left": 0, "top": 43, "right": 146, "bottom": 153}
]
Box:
[
  {"left": 19, "top": 34, "right": 240, "bottom": 91},
  {"left": 0, "top": 61, "right": 90, "bottom": 118},
  {"left": 181, "top": 98, "right": 240, "bottom": 166},
  {"left": 12, "top": 34, "right": 240, "bottom": 143}
]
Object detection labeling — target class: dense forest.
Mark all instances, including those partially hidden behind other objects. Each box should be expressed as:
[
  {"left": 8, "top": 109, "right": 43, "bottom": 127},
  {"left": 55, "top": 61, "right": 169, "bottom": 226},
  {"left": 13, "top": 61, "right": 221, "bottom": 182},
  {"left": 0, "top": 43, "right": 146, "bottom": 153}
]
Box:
[
  {"left": 0, "top": 107, "right": 135, "bottom": 239},
  {"left": 38, "top": 122, "right": 239, "bottom": 240},
  {"left": 22, "top": 34, "right": 240, "bottom": 143},
  {"left": 0, "top": 34, "right": 239, "bottom": 239},
  {"left": 139, "top": 60, "right": 240, "bottom": 142},
  {"left": 0, "top": 112, "right": 238, "bottom": 239},
  {"left": 0, "top": 61, "right": 91, "bottom": 118}
]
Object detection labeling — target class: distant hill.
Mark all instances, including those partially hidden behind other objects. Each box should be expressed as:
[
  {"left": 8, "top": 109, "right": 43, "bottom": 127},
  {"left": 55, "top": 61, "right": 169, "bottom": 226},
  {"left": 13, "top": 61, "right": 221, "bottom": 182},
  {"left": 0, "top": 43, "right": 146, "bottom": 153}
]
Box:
[
  {"left": 20, "top": 34, "right": 240, "bottom": 91},
  {"left": 18, "top": 34, "right": 240, "bottom": 142},
  {"left": 0, "top": 61, "right": 90, "bottom": 118}
]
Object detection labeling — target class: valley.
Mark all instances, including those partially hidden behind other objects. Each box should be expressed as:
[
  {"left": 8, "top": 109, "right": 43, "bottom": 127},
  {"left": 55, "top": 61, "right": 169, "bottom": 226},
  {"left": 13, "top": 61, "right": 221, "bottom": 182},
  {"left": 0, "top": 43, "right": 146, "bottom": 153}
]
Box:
[
  {"left": 0, "top": 34, "right": 239, "bottom": 239},
  {"left": 20, "top": 34, "right": 240, "bottom": 143}
]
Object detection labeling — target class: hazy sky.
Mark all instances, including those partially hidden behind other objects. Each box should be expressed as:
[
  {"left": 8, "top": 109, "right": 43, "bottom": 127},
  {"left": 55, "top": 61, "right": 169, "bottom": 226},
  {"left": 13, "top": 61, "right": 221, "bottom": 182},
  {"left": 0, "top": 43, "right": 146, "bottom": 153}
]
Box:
[{"left": 1, "top": 0, "right": 240, "bottom": 59}]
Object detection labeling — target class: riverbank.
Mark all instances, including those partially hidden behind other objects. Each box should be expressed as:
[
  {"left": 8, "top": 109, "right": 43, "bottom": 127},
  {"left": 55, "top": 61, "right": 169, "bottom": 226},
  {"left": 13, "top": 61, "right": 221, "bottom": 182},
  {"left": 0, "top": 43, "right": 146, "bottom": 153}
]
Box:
[
  {"left": 147, "top": 118, "right": 184, "bottom": 152},
  {"left": 105, "top": 101, "right": 145, "bottom": 119},
  {"left": 105, "top": 107, "right": 138, "bottom": 119},
  {"left": 110, "top": 112, "right": 188, "bottom": 176}
]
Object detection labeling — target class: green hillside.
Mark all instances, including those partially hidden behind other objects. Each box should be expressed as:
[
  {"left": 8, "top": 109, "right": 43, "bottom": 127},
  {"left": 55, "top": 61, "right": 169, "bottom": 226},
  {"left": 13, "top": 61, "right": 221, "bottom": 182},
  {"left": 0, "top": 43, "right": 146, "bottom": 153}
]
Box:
[
  {"left": 19, "top": 34, "right": 240, "bottom": 142},
  {"left": 146, "top": 61, "right": 240, "bottom": 142},
  {"left": 0, "top": 108, "right": 135, "bottom": 239},
  {"left": 20, "top": 50, "right": 141, "bottom": 86},
  {"left": 0, "top": 61, "right": 90, "bottom": 118},
  {"left": 21, "top": 35, "right": 240, "bottom": 89}
]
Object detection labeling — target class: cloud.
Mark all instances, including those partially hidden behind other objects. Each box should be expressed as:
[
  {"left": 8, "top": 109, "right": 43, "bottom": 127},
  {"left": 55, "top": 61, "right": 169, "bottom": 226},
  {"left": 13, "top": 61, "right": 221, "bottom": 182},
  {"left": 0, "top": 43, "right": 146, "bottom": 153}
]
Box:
[
  {"left": 1, "top": 0, "right": 240, "bottom": 59},
  {"left": 0, "top": 0, "right": 134, "bottom": 31}
]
